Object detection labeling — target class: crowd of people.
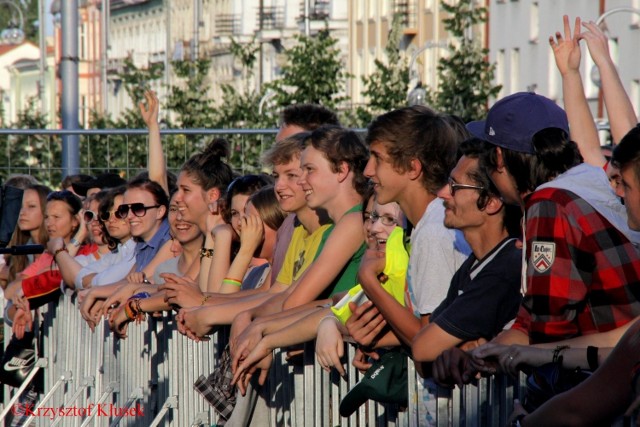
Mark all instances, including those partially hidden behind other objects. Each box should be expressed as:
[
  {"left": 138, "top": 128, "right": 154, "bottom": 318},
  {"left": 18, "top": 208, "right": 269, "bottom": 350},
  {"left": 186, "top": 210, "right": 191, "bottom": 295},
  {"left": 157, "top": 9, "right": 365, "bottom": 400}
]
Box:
[{"left": 2, "top": 15, "right": 640, "bottom": 426}]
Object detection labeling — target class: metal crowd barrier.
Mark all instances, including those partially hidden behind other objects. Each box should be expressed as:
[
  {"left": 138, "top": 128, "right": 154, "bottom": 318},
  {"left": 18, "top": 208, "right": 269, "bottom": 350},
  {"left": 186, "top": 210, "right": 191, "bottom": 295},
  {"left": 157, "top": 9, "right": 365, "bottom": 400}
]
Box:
[{"left": 1, "top": 294, "right": 526, "bottom": 426}]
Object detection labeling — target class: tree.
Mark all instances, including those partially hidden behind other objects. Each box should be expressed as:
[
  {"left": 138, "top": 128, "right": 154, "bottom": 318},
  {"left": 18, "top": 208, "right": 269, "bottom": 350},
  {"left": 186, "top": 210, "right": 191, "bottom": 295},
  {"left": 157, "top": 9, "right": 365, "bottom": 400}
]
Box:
[
  {"left": 428, "top": 0, "right": 501, "bottom": 122},
  {"left": 165, "top": 58, "right": 216, "bottom": 129},
  {"left": 267, "top": 29, "right": 349, "bottom": 110},
  {"left": 356, "top": 14, "right": 410, "bottom": 126},
  {"left": 0, "top": 96, "right": 58, "bottom": 186}
]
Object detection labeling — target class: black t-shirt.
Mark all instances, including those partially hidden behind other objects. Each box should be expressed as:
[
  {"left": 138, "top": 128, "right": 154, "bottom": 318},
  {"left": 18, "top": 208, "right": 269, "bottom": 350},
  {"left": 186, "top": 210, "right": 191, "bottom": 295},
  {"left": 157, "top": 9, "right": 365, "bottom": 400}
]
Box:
[{"left": 430, "top": 238, "right": 522, "bottom": 341}]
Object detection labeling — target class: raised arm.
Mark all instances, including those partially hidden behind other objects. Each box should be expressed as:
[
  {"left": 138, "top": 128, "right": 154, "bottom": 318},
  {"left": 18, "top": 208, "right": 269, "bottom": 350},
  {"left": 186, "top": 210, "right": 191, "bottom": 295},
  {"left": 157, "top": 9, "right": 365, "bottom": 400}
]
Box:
[
  {"left": 141, "top": 91, "right": 169, "bottom": 195},
  {"left": 550, "top": 15, "right": 604, "bottom": 167},
  {"left": 581, "top": 20, "right": 638, "bottom": 143}
]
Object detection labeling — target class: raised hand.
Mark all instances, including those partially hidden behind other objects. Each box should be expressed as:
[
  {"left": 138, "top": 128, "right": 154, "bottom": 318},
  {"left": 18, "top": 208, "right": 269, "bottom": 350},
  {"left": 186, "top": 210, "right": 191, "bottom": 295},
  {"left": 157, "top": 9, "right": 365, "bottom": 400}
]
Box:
[
  {"left": 139, "top": 90, "right": 159, "bottom": 129},
  {"left": 549, "top": 15, "right": 582, "bottom": 76}
]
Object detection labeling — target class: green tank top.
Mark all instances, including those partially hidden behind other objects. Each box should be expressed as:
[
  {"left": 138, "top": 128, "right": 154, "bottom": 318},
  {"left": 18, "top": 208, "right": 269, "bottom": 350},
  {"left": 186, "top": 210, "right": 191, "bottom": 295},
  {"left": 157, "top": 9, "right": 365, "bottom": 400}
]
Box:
[{"left": 316, "top": 204, "right": 366, "bottom": 298}]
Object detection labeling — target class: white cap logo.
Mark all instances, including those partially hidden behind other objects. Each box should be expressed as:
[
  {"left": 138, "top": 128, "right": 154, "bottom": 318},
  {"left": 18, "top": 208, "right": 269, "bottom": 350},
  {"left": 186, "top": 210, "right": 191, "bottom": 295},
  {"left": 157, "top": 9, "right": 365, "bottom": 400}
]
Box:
[{"left": 488, "top": 127, "right": 496, "bottom": 136}]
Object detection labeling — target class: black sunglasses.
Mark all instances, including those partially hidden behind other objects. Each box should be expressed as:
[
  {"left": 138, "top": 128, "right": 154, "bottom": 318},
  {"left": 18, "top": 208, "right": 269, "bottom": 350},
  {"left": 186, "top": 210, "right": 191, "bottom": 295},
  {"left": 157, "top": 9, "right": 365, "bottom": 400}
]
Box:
[
  {"left": 115, "top": 203, "right": 161, "bottom": 219},
  {"left": 99, "top": 210, "right": 119, "bottom": 222}
]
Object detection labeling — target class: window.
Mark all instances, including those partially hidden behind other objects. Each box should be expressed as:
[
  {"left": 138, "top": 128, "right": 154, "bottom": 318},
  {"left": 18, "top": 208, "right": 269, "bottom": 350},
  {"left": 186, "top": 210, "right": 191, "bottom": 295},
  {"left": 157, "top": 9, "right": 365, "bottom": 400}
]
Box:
[
  {"left": 529, "top": 2, "right": 539, "bottom": 42},
  {"left": 510, "top": 48, "right": 520, "bottom": 93},
  {"left": 79, "top": 22, "right": 87, "bottom": 60},
  {"left": 631, "top": 80, "right": 640, "bottom": 118},
  {"left": 496, "top": 49, "right": 505, "bottom": 97}
]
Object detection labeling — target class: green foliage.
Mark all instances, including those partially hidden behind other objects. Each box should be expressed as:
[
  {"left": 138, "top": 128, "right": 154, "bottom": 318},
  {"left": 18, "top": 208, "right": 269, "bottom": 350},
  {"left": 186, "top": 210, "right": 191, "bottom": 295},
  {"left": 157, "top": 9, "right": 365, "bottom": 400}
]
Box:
[
  {"left": 356, "top": 14, "right": 410, "bottom": 126},
  {"left": 267, "top": 29, "right": 349, "bottom": 109},
  {"left": 165, "top": 58, "right": 216, "bottom": 128},
  {"left": 428, "top": 0, "right": 501, "bottom": 122},
  {"left": 0, "top": 96, "right": 59, "bottom": 186},
  {"left": 120, "top": 55, "right": 165, "bottom": 106}
]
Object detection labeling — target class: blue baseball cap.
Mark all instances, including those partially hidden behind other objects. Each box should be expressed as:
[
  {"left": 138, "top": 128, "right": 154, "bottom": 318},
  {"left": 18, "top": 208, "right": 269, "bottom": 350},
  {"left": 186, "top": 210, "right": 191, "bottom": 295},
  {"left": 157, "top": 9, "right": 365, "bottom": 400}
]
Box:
[{"left": 467, "top": 92, "right": 569, "bottom": 154}]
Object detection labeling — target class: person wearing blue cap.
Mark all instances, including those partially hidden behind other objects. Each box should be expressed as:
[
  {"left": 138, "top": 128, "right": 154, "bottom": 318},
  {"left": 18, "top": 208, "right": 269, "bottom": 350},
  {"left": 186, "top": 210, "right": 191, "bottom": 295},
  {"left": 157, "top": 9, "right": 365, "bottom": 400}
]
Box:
[{"left": 434, "top": 89, "right": 640, "bottom": 407}]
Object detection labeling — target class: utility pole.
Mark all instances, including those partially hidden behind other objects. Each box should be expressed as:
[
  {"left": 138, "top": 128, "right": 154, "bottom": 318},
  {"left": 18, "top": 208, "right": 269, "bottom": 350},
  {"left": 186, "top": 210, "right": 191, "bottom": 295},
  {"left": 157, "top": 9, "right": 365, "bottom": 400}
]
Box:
[
  {"left": 101, "top": 0, "right": 109, "bottom": 114},
  {"left": 61, "top": 0, "right": 80, "bottom": 176},
  {"left": 38, "top": 0, "right": 46, "bottom": 117}
]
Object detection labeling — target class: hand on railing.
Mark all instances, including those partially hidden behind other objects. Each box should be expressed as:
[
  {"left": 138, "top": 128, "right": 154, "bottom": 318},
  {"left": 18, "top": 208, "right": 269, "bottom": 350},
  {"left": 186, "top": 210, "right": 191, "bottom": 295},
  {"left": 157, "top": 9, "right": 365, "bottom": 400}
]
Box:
[
  {"left": 79, "top": 288, "right": 105, "bottom": 332},
  {"left": 158, "top": 274, "right": 202, "bottom": 308},
  {"left": 471, "top": 342, "right": 555, "bottom": 378},
  {"left": 175, "top": 307, "right": 211, "bottom": 341},
  {"left": 102, "top": 283, "right": 139, "bottom": 317},
  {"left": 315, "top": 316, "right": 346, "bottom": 376},
  {"left": 12, "top": 295, "right": 32, "bottom": 339},
  {"left": 108, "top": 304, "right": 131, "bottom": 339},
  {"left": 229, "top": 311, "right": 253, "bottom": 357},
  {"left": 231, "top": 339, "right": 273, "bottom": 396},
  {"left": 432, "top": 346, "right": 479, "bottom": 389},
  {"left": 231, "top": 321, "right": 266, "bottom": 374},
  {"left": 352, "top": 347, "right": 379, "bottom": 373}
]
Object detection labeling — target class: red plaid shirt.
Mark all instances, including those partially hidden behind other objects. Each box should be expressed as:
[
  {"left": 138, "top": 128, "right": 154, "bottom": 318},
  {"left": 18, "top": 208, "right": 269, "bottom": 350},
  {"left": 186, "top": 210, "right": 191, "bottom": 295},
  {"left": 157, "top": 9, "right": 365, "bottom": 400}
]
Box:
[{"left": 512, "top": 187, "right": 640, "bottom": 344}]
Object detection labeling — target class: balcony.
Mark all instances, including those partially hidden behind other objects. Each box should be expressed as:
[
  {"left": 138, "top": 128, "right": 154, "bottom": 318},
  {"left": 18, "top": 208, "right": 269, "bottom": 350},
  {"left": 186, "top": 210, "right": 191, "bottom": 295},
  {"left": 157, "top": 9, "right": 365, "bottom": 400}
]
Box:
[
  {"left": 394, "top": 0, "right": 417, "bottom": 32},
  {"left": 215, "top": 13, "right": 240, "bottom": 36},
  {"left": 299, "top": 0, "right": 330, "bottom": 21},
  {"left": 257, "top": 6, "right": 285, "bottom": 30}
]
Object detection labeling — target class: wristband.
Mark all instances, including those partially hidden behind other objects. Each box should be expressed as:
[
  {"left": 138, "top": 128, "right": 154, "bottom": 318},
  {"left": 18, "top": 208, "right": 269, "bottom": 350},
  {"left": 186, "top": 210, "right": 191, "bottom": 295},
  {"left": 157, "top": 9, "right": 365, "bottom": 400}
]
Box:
[
  {"left": 129, "top": 292, "right": 151, "bottom": 300},
  {"left": 587, "top": 346, "right": 599, "bottom": 370},
  {"left": 222, "top": 277, "right": 242, "bottom": 287},
  {"left": 53, "top": 246, "right": 68, "bottom": 259},
  {"left": 70, "top": 238, "right": 81, "bottom": 248},
  {"left": 200, "top": 248, "right": 214, "bottom": 259}
]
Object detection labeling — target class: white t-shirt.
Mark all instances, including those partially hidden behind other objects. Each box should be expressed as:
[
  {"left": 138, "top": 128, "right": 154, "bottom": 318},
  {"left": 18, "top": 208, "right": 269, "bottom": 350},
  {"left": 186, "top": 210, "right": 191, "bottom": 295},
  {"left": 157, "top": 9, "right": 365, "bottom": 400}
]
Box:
[
  {"left": 406, "top": 200, "right": 471, "bottom": 316},
  {"left": 75, "top": 238, "right": 137, "bottom": 288}
]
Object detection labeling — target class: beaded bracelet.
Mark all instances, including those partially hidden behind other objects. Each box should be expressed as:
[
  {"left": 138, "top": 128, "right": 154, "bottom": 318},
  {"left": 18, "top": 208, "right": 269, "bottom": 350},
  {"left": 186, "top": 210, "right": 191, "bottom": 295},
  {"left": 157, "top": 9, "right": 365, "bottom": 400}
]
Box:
[
  {"left": 201, "top": 295, "right": 211, "bottom": 306},
  {"left": 200, "top": 248, "right": 214, "bottom": 259},
  {"left": 127, "top": 299, "right": 146, "bottom": 323},
  {"left": 124, "top": 300, "right": 136, "bottom": 320},
  {"left": 53, "top": 246, "right": 68, "bottom": 259},
  {"left": 222, "top": 277, "right": 242, "bottom": 287}
]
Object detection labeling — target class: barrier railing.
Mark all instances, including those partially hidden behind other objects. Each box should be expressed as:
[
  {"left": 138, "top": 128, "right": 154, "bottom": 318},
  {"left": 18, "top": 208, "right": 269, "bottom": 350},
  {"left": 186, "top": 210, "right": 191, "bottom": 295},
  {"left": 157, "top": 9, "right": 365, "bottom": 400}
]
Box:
[{"left": 1, "top": 294, "right": 526, "bottom": 426}]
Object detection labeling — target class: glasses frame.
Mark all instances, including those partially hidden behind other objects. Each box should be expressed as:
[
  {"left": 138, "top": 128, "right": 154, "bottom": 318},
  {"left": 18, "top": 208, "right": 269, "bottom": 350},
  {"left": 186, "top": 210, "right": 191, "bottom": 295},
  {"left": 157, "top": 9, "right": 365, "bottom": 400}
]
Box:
[
  {"left": 448, "top": 178, "right": 485, "bottom": 196},
  {"left": 364, "top": 211, "right": 398, "bottom": 227},
  {"left": 83, "top": 210, "right": 97, "bottom": 223},
  {"left": 115, "top": 203, "right": 161, "bottom": 219},
  {"left": 99, "top": 210, "right": 119, "bottom": 222}
]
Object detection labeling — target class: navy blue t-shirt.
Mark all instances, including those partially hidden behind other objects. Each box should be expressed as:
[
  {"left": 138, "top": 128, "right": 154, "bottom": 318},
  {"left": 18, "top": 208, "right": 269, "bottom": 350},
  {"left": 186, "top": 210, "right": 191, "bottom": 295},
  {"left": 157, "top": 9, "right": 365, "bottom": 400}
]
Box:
[{"left": 430, "top": 238, "right": 522, "bottom": 341}]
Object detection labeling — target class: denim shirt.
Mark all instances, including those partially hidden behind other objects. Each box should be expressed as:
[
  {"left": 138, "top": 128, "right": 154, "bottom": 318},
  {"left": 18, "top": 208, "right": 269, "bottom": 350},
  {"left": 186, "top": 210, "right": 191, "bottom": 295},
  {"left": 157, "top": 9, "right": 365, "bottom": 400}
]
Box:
[{"left": 135, "top": 218, "right": 171, "bottom": 272}]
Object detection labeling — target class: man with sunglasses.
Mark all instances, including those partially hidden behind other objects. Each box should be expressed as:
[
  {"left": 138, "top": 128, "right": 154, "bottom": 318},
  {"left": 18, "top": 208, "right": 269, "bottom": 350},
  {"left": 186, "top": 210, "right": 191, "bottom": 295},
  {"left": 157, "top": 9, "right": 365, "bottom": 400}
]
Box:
[{"left": 411, "top": 138, "right": 522, "bottom": 364}]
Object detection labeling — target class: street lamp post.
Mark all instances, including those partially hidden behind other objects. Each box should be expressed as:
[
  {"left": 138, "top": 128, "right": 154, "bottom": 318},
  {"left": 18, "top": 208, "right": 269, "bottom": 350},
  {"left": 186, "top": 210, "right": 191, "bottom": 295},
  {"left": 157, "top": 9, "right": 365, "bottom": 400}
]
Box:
[
  {"left": 0, "top": 0, "right": 25, "bottom": 45},
  {"left": 592, "top": 7, "right": 640, "bottom": 119},
  {"left": 406, "top": 40, "right": 448, "bottom": 106}
]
